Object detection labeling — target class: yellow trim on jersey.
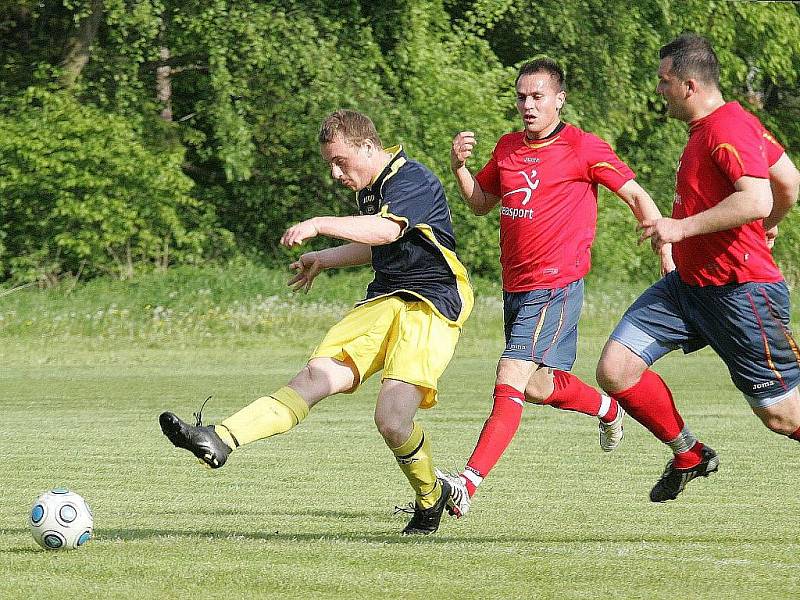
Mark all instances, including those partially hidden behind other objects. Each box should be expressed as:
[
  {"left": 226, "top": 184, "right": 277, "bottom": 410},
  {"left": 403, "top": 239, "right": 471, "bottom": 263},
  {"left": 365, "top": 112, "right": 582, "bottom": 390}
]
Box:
[
  {"left": 762, "top": 131, "right": 778, "bottom": 146},
  {"left": 379, "top": 203, "right": 409, "bottom": 231},
  {"left": 589, "top": 161, "right": 625, "bottom": 177},
  {"left": 523, "top": 136, "right": 560, "bottom": 150},
  {"left": 416, "top": 224, "right": 474, "bottom": 327},
  {"left": 712, "top": 143, "right": 745, "bottom": 171},
  {"left": 356, "top": 221, "right": 474, "bottom": 328}
]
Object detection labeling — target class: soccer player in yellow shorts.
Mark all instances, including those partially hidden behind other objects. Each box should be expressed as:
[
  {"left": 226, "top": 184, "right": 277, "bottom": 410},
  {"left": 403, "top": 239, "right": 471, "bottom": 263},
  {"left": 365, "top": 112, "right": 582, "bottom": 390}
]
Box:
[{"left": 159, "top": 109, "right": 473, "bottom": 535}]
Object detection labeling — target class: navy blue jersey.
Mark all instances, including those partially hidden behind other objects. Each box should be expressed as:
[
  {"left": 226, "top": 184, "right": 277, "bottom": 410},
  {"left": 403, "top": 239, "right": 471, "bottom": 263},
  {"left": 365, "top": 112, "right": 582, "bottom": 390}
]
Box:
[{"left": 356, "top": 146, "right": 473, "bottom": 326}]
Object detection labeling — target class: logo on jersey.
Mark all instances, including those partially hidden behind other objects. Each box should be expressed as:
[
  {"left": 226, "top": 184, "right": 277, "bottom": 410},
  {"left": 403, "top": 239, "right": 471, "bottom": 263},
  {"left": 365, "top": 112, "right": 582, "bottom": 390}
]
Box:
[
  {"left": 359, "top": 192, "right": 379, "bottom": 215},
  {"left": 501, "top": 206, "right": 534, "bottom": 219},
  {"left": 503, "top": 169, "right": 540, "bottom": 206}
]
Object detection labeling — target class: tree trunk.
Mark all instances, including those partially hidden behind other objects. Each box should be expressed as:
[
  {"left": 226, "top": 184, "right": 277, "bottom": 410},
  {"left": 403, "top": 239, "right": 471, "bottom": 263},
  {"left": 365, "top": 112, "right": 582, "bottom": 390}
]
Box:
[
  {"left": 59, "top": 0, "right": 103, "bottom": 88},
  {"left": 156, "top": 46, "right": 173, "bottom": 121}
]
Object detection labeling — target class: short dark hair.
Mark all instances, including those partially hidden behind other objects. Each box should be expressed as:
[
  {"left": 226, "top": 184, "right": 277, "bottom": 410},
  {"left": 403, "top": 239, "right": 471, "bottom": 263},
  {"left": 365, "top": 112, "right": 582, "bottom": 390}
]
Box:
[
  {"left": 659, "top": 33, "right": 720, "bottom": 87},
  {"left": 319, "top": 109, "right": 383, "bottom": 148},
  {"left": 515, "top": 57, "right": 566, "bottom": 91}
]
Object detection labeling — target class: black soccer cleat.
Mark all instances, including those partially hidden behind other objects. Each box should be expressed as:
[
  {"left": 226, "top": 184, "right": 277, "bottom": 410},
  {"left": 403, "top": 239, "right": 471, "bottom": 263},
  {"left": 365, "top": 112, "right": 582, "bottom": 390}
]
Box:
[
  {"left": 159, "top": 403, "right": 232, "bottom": 469},
  {"left": 401, "top": 478, "right": 451, "bottom": 535},
  {"left": 649, "top": 445, "right": 719, "bottom": 503}
]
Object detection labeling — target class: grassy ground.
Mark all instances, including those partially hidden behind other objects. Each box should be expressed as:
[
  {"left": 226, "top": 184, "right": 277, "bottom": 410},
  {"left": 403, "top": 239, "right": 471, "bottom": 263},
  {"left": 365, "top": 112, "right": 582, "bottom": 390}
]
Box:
[{"left": 2, "top": 267, "right": 799, "bottom": 598}]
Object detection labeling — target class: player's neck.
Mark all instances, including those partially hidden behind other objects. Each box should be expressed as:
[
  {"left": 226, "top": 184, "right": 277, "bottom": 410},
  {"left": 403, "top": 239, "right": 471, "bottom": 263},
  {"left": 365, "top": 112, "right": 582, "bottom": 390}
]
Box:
[
  {"left": 687, "top": 93, "right": 726, "bottom": 123},
  {"left": 369, "top": 150, "right": 395, "bottom": 184},
  {"left": 525, "top": 119, "right": 563, "bottom": 141}
]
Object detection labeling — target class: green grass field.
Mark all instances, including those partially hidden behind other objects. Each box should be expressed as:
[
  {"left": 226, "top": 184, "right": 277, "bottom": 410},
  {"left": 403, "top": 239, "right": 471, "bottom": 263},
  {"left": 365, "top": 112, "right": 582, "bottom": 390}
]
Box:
[{"left": 2, "top": 267, "right": 799, "bottom": 599}]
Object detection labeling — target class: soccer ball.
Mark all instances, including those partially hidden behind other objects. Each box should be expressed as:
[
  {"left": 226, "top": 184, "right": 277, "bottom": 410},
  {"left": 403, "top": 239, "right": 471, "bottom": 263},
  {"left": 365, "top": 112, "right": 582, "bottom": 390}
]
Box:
[{"left": 29, "top": 488, "right": 93, "bottom": 550}]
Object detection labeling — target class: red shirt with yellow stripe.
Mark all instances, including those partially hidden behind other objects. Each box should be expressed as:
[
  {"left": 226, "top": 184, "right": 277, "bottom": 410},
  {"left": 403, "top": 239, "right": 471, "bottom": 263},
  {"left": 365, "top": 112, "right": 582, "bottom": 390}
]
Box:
[
  {"left": 475, "top": 123, "right": 634, "bottom": 291},
  {"left": 673, "top": 101, "right": 783, "bottom": 287}
]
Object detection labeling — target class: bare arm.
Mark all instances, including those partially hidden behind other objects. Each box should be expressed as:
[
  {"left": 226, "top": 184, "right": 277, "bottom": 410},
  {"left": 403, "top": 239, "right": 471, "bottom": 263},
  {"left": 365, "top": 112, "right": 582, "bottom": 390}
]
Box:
[
  {"left": 281, "top": 214, "right": 402, "bottom": 248},
  {"left": 615, "top": 179, "right": 664, "bottom": 225},
  {"left": 312, "top": 242, "right": 372, "bottom": 269},
  {"left": 451, "top": 131, "right": 500, "bottom": 216},
  {"left": 288, "top": 243, "right": 372, "bottom": 293},
  {"left": 763, "top": 153, "right": 800, "bottom": 232},
  {"left": 638, "top": 176, "right": 773, "bottom": 249},
  {"left": 614, "top": 179, "right": 675, "bottom": 273}
]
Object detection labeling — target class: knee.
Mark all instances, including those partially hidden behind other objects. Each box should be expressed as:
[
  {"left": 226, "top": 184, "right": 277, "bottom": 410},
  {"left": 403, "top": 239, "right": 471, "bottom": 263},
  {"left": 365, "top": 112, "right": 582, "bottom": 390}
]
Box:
[
  {"left": 374, "top": 412, "right": 411, "bottom": 447},
  {"left": 300, "top": 359, "right": 353, "bottom": 396},
  {"left": 595, "top": 358, "right": 622, "bottom": 393},
  {"left": 758, "top": 413, "right": 797, "bottom": 436},
  {"left": 524, "top": 378, "right": 551, "bottom": 404}
]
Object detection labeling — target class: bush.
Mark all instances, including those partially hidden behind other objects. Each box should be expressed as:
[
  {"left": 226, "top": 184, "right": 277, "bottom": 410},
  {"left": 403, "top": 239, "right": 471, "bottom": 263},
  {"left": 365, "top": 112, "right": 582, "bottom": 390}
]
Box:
[{"left": 0, "top": 88, "right": 233, "bottom": 284}]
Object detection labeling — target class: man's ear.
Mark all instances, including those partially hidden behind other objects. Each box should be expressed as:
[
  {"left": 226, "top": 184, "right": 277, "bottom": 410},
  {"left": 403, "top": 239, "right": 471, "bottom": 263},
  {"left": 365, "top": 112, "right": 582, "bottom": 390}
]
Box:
[{"left": 685, "top": 78, "right": 698, "bottom": 98}]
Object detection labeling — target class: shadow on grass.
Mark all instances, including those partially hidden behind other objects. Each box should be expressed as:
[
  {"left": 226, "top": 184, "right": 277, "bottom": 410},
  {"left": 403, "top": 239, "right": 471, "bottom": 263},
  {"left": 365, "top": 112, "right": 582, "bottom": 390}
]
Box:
[{"left": 4, "top": 525, "right": 794, "bottom": 549}]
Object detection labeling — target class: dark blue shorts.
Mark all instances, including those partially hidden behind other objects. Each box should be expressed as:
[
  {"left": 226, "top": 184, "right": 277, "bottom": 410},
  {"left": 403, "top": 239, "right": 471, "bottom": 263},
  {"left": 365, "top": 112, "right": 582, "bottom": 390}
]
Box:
[
  {"left": 610, "top": 271, "right": 800, "bottom": 407},
  {"left": 501, "top": 279, "right": 584, "bottom": 370}
]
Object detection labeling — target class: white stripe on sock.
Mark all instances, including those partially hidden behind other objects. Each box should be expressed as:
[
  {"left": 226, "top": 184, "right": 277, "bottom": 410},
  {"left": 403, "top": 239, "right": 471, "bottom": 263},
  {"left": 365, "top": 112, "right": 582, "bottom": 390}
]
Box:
[
  {"left": 461, "top": 469, "right": 483, "bottom": 487},
  {"left": 597, "top": 394, "right": 612, "bottom": 419}
]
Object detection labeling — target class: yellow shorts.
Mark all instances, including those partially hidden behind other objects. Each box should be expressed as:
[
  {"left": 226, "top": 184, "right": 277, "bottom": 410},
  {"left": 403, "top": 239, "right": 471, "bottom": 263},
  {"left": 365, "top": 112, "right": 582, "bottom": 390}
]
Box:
[{"left": 310, "top": 295, "right": 461, "bottom": 408}]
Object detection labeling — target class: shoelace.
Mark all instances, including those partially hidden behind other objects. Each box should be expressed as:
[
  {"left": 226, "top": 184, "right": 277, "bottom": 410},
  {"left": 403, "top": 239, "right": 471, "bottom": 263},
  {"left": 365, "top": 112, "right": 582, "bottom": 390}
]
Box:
[
  {"left": 393, "top": 502, "right": 415, "bottom": 515},
  {"left": 192, "top": 395, "right": 213, "bottom": 427}
]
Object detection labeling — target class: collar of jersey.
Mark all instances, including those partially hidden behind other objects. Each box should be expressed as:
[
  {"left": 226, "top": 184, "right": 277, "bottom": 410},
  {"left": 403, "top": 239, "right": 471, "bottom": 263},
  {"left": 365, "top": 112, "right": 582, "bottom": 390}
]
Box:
[
  {"left": 369, "top": 144, "right": 406, "bottom": 189},
  {"left": 523, "top": 121, "right": 565, "bottom": 149}
]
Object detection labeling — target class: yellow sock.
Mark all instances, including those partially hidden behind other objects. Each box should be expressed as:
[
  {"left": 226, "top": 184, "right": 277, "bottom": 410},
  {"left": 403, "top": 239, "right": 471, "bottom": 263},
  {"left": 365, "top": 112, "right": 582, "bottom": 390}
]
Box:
[
  {"left": 216, "top": 386, "right": 309, "bottom": 447},
  {"left": 390, "top": 422, "right": 441, "bottom": 509}
]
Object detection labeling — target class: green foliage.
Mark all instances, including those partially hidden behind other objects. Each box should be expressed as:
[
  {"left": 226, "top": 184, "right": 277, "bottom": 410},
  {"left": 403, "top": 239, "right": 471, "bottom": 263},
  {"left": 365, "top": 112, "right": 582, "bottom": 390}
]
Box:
[
  {"left": 0, "top": 88, "right": 231, "bottom": 283},
  {"left": 1, "top": 0, "right": 798, "bottom": 284}
]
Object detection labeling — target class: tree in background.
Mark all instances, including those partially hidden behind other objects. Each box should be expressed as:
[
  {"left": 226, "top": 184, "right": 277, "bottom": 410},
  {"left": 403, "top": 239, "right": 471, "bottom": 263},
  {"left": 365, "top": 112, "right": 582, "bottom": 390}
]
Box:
[
  {"left": 0, "top": 0, "right": 797, "bottom": 284},
  {"left": 444, "top": 0, "right": 800, "bottom": 282}
]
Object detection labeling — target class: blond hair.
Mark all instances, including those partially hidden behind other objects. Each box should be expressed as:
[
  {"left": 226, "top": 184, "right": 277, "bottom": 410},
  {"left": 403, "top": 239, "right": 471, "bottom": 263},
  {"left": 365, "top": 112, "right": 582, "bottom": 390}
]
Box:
[{"left": 319, "top": 109, "right": 383, "bottom": 148}]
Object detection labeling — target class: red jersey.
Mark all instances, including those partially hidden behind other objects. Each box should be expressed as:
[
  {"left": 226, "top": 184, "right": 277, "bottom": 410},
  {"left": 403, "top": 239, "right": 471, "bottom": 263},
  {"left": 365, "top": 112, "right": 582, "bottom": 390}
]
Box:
[
  {"left": 763, "top": 127, "right": 785, "bottom": 166},
  {"left": 672, "top": 102, "right": 783, "bottom": 286},
  {"left": 476, "top": 123, "right": 634, "bottom": 291}
]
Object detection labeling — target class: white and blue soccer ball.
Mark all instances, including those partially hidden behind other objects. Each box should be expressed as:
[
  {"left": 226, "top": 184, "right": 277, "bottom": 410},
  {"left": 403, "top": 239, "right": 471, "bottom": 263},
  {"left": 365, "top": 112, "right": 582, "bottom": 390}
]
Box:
[{"left": 29, "top": 489, "right": 93, "bottom": 550}]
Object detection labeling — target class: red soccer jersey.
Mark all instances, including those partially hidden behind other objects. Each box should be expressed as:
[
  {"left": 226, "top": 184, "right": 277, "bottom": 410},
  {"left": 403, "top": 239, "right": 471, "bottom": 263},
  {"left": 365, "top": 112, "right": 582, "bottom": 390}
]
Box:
[
  {"left": 672, "top": 102, "right": 783, "bottom": 286},
  {"left": 763, "top": 127, "right": 785, "bottom": 166},
  {"left": 475, "top": 123, "right": 634, "bottom": 291}
]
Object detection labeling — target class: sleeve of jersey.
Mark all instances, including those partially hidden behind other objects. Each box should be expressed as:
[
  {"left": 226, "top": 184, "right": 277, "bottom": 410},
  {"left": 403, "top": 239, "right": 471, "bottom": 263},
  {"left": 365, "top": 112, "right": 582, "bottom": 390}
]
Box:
[
  {"left": 379, "top": 175, "right": 431, "bottom": 233},
  {"left": 711, "top": 125, "right": 770, "bottom": 183},
  {"left": 763, "top": 129, "right": 785, "bottom": 168},
  {"left": 582, "top": 133, "right": 635, "bottom": 192},
  {"left": 474, "top": 152, "right": 502, "bottom": 197}
]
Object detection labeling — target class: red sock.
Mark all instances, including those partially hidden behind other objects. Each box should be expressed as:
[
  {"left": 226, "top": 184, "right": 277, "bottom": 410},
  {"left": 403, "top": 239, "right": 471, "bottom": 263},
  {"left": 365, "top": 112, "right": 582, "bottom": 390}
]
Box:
[
  {"left": 790, "top": 426, "right": 800, "bottom": 441},
  {"left": 543, "top": 370, "right": 618, "bottom": 422},
  {"left": 614, "top": 369, "right": 702, "bottom": 468},
  {"left": 462, "top": 384, "right": 525, "bottom": 497}
]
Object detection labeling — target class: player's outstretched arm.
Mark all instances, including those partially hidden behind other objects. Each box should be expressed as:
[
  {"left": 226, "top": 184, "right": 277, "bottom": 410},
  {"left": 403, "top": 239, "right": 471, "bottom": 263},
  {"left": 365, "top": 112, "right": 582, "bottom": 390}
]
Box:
[
  {"left": 281, "top": 215, "right": 402, "bottom": 247},
  {"left": 288, "top": 243, "right": 372, "bottom": 293},
  {"left": 763, "top": 153, "right": 800, "bottom": 234},
  {"left": 614, "top": 179, "right": 664, "bottom": 227},
  {"left": 613, "top": 180, "right": 675, "bottom": 273},
  {"left": 451, "top": 131, "right": 500, "bottom": 216}
]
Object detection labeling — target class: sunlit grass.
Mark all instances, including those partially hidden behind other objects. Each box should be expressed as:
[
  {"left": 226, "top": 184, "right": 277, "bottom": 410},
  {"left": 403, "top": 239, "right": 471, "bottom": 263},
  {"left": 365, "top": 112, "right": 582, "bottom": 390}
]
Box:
[{"left": 2, "top": 266, "right": 799, "bottom": 599}]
